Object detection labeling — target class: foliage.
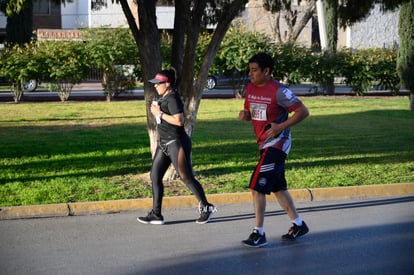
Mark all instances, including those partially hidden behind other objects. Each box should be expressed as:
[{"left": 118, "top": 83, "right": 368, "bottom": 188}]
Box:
[
  {"left": 303, "top": 50, "right": 344, "bottom": 94},
  {"left": 0, "top": 43, "right": 37, "bottom": 102},
  {"left": 363, "top": 48, "right": 400, "bottom": 93},
  {"left": 0, "top": 0, "right": 74, "bottom": 15},
  {"left": 272, "top": 43, "right": 311, "bottom": 85},
  {"left": 101, "top": 66, "right": 137, "bottom": 102},
  {"left": 397, "top": 0, "right": 414, "bottom": 94},
  {"left": 209, "top": 28, "right": 272, "bottom": 95},
  {"left": 0, "top": 0, "right": 26, "bottom": 16},
  {"left": 216, "top": 28, "right": 272, "bottom": 74},
  {"left": 282, "top": 47, "right": 401, "bottom": 95},
  {"left": 332, "top": 48, "right": 399, "bottom": 95},
  {"left": 35, "top": 41, "right": 90, "bottom": 102},
  {"left": 194, "top": 32, "right": 214, "bottom": 75},
  {"left": 0, "top": 0, "right": 74, "bottom": 45},
  {"left": 160, "top": 32, "right": 174, "bottom": 72},
  {"left": 319, "top": 0, "right": 409, "bottom": 94},
  {"left": 262, "top": 0, "right": 316, "bottom": 44},
  {"left": 128, "top": 0, "right": 249, "bottom": 159},
  {"left": 83, "top": 28, "right": 138, "bottom": 68},
  {"left": 83, "top": 28, "right": 139, "bottom": 101},
  {"left": 4, "top": 0, "right": 33, "bottom": 45},
  {"left": 337, "top": 0, "right": 412, "bottom": 27}
]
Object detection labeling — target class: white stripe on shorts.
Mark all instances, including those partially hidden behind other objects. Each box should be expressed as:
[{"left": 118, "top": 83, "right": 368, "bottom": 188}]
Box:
[{"left": 260, "top": 163, "right": 274, "bottom": 173}]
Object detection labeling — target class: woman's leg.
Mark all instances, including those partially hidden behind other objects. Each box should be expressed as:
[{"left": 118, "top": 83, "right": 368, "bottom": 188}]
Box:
[
  {"left": 168, "top": 136, "right": 209, "bottom": 206},
  {"left": 150, "top": 146, "right": 171, "bottom": 214}
]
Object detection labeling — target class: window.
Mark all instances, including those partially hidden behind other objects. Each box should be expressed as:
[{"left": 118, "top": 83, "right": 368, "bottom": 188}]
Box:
[{"left": 33, "top": 0, "right": 50, "bottom": 15}]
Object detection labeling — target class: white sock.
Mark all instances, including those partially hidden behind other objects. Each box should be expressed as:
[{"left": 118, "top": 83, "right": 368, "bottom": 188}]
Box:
[
  {"left": 254, "top": 227, "right": 264, "bottom": 235},
  {"left": 293, "top": 217, "right": 303, "bottom": 226}
]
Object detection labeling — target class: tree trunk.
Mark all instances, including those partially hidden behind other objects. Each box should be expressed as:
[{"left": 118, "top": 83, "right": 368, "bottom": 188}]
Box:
[
  {"left": 267, "top": 1, "right": 315, "bottom": 44},
  {"left": 170, "top": 0, "right": 188, "bottom": 76},
  {"left": 324, "top": 0, "right": 338, "bottom": 95},
  {"left": 130, "top": 0, "right": 162, "bottom": 156},
  {"left": 290, "top": 0, "right": 316, "bottom": 42},
  {"left": 125, "top": 1, "right": 247, "bottom": 180},
  {"left": 11, "top": 83, "right": 24, "bottom": 103},
  {"left": 397, "top": 0, "right": 414, "bottom": 111},
  {"left": 185, "top": 0, "right": 248, "bottom": 130},
  {"left": 57, "top": 81, "right": 73, "bottom": 102},
  {"left": 273, "top": 12, "right": 282, "bottom": 43}
]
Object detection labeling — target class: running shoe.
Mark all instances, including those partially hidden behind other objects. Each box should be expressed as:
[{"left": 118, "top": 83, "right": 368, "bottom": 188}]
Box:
[
  {"left": 196, "top": 203, "right": 217, "bottom": 224},
  {"left": 137, "top": 210, "right": 165, "bottom": 225},
  {"left": 241, "top": 229, "right": 268, "bottom": 248},
  {"left": 281, "top": 221, "right": 309, "bottom": 240}
]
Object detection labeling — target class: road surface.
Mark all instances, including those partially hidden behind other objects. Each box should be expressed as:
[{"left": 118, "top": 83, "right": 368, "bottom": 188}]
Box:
[{"left": 1, "top": 195, "right": 413, "bottom": 275}]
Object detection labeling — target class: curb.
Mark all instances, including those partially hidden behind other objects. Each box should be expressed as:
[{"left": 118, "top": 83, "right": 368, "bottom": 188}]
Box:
[{"left": 1, "top": 183, "right": 413, "bottom": 220}]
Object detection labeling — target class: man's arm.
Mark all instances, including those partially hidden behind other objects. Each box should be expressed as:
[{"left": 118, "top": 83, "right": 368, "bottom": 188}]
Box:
[{"left": 266, "top": 104, "right": 309, "bottom": 137}]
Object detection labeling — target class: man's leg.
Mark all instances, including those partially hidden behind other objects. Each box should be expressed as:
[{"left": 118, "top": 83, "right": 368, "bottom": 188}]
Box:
[
  {"left": 242, "top": 189, "right": 268, "bottom": 247},
  {"left": 253, "top": 189, "right": 266, "bottom": 227},
  {"left": 274, "top": 190, "right": 298, "bottom": 220},
  {"left": 274, "top": 190, "right": 309, "bottom": 240}
]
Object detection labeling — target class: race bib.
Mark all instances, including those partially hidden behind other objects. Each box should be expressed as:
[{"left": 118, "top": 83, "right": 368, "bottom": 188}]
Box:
[{"left": 250, "top": 103, "right": 267, "bottom": 121}]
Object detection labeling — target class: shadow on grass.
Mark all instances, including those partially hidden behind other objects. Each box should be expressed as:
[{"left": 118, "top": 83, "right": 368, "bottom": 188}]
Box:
[
  {"left": 0, "top": 109, "right": 413, "bottom": 187},
  {"left": 193, "top": 109, "right": 414, "bottom": 176},
  {"left": 0, "top": 115, "right": 146, "bottom": 124}
]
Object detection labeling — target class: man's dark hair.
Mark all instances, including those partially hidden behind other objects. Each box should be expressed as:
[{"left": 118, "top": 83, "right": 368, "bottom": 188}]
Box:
[{"left": 249, "top": 52, "right": 274, "bottom": 74}]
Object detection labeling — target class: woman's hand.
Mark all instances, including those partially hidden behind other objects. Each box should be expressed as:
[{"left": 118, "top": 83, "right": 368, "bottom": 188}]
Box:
[{"left": 151, "top": 103, "right": 161, "bottom": 117}]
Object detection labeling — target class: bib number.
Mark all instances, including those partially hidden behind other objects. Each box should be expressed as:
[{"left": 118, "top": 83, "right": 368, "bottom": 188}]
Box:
[{"left": 250, "top": 103, "right": 267, "bottom": 121}]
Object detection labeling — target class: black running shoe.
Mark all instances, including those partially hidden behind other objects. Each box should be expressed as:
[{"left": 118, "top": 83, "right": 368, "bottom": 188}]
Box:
[
  {"left": 137, "top": 210, "right": 164, "bottom": 225},
  {"left": 281, "top": 221, "right": 309, "bottom": 241},
  {"left": 241, "top": 229, "right": 268, "bottom": 248},
  {"left": 196, "top": 203, "right": 217, "bottom": 224}
]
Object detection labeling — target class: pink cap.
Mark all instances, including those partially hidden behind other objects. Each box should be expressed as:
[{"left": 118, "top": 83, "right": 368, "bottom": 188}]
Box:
[{"left": 149, "top": 73, "right": 169, "bottom": 84}]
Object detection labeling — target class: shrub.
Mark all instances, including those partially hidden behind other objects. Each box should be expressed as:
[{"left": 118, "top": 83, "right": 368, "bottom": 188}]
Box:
[
  {"left": 272, "top": 43, "right": 310, "bottom": 85},
  {"left": 0, "top": 43, "right": 37, "bottom": 102},
  {"left": 35, "top": 41, "right": 90, "bottom": 101},
  {"left": 84, "top": 28, "right": 139, "bottom": 101}
]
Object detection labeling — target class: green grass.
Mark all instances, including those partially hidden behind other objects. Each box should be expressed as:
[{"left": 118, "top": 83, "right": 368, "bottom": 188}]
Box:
[{"left": 1, "top": 97, "right": 413, "bottom": 207}]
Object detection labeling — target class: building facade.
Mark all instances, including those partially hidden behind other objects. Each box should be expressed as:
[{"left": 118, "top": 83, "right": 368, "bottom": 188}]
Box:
[
  {"left": 0, "top": 0, "right": 169, "bottom": 41},
  {"left": 0, "top": 0, "right": 400, "bottom": 49},
  {"left": 243, "top": 0, "right": 400, "bottom": 49}
]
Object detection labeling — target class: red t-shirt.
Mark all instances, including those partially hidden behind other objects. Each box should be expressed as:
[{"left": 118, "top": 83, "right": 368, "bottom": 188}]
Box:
[{"left": 244, "top": 79, "right": 303, "bottom": 154}]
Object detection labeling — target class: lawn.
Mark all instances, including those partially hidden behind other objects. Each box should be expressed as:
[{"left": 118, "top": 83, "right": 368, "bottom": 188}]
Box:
[{"left": 0, "top": 97, "right": 413, "bottom": 207}]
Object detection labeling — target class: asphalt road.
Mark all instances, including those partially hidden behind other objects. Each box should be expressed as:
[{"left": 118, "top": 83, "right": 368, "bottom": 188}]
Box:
[
  {"left": 0, "top": 86, "right": 237, "bottom": 102},
  {"left": 1, "top": 195, "right": 413, "bottom": 275},
  {"left": 1, "top": 83, "right": 407, "bottom": 103},
  {"left": 0, "top": 83, "right": 360, "bottom": 103}
]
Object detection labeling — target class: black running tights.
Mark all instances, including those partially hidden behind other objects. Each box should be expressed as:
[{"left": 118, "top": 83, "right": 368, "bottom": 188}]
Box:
[{"left": 150, "top": 134, "right": 208, "bottom": 215}]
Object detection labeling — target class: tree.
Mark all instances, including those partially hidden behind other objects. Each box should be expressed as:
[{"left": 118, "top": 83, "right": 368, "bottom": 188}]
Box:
[
  {"left": 263, "top": 0, "right": 316, "bottom": 44},
  {"left": 397, "top": 0, "right": 414, "bottom": 110},
  {"left": 317, "top": 0, "right": 410, "bottom": 94},
  {"left": 1, "top": 0, "right": 33, "bottom": 44},
  {"left": 0, "top": 43, "right": 36, "bottom": 102},
  {"left": 0, "top": 0, "right": 74, "bottom": 45},
  {"left": 35, "top": 41, "right": 90, "bottom": 102},
  {"left": 324, "top": 0, "right": 405, "bottom": 51},
  {"left": 84, "top": 28, "right": 139, "bottom": 102},
  {"left": 115, "top": 0, "right": 248, "bottom": 157},
  {"left": 212, "top": 27, "right": 273, "bottom": 95}
]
